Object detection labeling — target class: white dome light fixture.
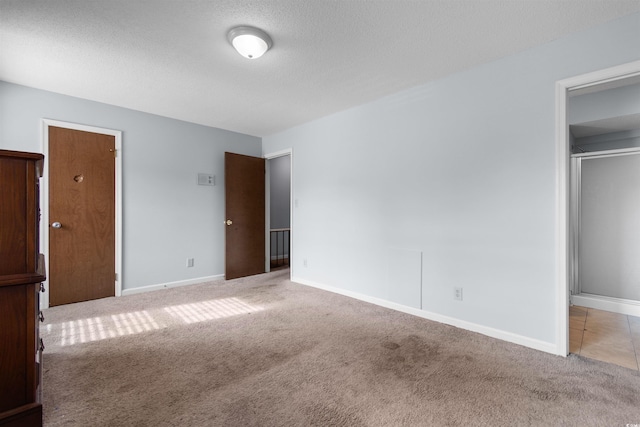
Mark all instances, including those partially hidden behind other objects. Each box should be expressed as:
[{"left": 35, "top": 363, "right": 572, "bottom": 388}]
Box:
[{"left": 227, "top": 26, "right": 273, "bottom": 59}]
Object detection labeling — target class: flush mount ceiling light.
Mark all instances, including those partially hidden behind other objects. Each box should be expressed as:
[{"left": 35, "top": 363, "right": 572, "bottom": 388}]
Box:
[{"left": 227, "top": 26, "right": 273, "bottom": 59}]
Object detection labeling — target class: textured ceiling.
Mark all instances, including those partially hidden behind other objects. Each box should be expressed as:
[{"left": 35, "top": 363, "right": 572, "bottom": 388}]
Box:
[{"left": 1, "top": 0, "right": 639, "bottom": 137}]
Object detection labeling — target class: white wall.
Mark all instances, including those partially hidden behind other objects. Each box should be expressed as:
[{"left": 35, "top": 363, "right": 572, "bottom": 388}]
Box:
[
  {"left": 0, "top": 82, "right": 261, "bottom": 291},
  {"left": 263, "top": 12, "right": 640, "bottom": 351}
]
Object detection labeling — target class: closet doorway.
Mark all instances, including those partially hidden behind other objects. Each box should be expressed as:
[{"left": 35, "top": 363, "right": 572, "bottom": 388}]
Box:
[
  {"left": 560, "top": 62, "right": 640, "bottom": 367},
  {"left": 557, "top": 60, "right": 640, "bottom": 357},
  {"left": 569, "top": 149, "right": 640, "bottom": 370},
  {"left": 571, "top": 150, "right": 640, "bottom": 313}
]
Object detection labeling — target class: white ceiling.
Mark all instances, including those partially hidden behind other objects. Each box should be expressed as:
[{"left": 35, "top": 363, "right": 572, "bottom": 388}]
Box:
[{"left": 1, "top": 1, "right": 639, "bottom": 137}]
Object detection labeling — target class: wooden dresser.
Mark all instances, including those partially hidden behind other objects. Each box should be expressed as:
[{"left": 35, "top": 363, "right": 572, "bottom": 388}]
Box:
[{"left": 0, "top": 150, "right": 46, "bottom": 427}]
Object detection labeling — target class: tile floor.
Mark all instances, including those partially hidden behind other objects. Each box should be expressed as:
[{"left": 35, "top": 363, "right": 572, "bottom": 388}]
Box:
[{"left": 570, "top": 305, "right": 640, "bottom": 370}]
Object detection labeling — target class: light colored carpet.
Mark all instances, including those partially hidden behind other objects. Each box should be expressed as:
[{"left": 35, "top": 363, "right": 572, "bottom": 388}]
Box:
[{"left": 42, "top": 269, "right": 640, "bottom": 426}]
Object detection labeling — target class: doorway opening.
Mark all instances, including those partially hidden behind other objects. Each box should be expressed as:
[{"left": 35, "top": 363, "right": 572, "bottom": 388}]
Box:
[
  {"left": 556, "top": 60, "right": 640, "bottom": 359},
  {"left": 265, "top": 149, "right": 292, "bottom": 274},
  {"left": 41, "top": 119, "right": 122, "bottom": 309}
]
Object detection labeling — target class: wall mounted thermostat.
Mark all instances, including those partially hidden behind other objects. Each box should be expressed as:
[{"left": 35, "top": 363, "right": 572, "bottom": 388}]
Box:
[{"left": 197, "top": 173, "right": 215, "bottom": 186}]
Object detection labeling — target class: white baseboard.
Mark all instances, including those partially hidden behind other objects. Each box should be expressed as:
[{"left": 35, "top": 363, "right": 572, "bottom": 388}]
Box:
[
  {"left": 572, "top": 293, "right": 640, "bottom": 317},
  {"left": 292, "top": 276, "right": 557, "bottom": 355},
  {"left": 122, "top": 274, "right": 224, "bottom": 296}
]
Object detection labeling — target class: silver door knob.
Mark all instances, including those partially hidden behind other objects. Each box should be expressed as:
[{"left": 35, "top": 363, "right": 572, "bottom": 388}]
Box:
[
  {"left": 51, "top": 222, "right": 62, "bottom": 229},
  {"left": 225, "top": 220, "right": 233, "bottom": 226}
]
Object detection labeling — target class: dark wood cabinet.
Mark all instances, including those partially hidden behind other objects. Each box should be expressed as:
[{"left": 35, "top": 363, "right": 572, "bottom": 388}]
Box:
[{"left": 0, "top": 150, "right": 45, "bottom": 427}]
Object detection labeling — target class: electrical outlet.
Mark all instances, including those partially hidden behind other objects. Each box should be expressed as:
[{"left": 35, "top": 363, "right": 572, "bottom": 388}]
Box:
[
  {"left": 187, "top": 258, "right": 195, "bottom": 268},
  {"left": 454, "top": 287, "right": 463, "bottom": 301},
  {"left": 303, "top": 258, "right": 308, "bottom": 267}
]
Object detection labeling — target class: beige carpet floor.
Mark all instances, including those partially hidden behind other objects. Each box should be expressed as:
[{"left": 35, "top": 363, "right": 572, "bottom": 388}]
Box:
[{"left": 42, "top": 269, "right": 640, "bottom": 426}]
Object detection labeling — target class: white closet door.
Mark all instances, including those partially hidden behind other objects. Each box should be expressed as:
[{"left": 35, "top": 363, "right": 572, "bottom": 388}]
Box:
[{"left": 579, "top": 152, "right": 640, "bottom": 301}]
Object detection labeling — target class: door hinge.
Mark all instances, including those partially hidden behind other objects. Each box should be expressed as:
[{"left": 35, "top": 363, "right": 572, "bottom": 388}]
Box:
[
  {"left": 115, "top": 273, "right": 118, "bottom": 281},
  {"left": 110, "top": 148, "right": 117, "bottom": 158}
]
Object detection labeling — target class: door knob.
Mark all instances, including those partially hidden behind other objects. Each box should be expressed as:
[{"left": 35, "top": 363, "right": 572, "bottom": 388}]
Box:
[
  {"left": 225, "top": 220, "right": 233, "bottom": 226},
  {"left": 51, "top": 222, "right": 62, "bottom": 229}
]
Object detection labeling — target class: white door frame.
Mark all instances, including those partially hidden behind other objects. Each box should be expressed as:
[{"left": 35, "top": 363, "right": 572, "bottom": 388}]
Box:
[
  {"left": 555, "top": 60, "right": 640, "bottom": 356},
  {"left": 40, "top": 119, "right": 123, "bottom": 309},
  {"left": 264, "top": 148, "right": 293, "bottom": 274}
]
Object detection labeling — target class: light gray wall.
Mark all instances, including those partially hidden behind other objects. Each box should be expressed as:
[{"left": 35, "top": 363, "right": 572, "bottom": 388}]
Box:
[
  {"left": 0, "top": 81, "right": 261, "bottom": 290},
  {"left": 263, "top": 12, "right": 640, "bottom": 347}
]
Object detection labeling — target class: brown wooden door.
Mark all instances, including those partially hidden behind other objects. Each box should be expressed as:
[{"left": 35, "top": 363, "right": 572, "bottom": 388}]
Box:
[
  {"left": 49, "top": 127, "right": 115, "bottom": 306},
  {"left": 225, "top": 152, "right": 265, "bottom": 280}
]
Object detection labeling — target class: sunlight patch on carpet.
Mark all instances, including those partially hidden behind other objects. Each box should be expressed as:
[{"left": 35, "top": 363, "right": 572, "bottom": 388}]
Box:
[
  {"left": 44, "top": 298, "right": 263, "bottom": 346},
  {"left": 45, "top": 310, "right": 165, "bottom": 346},
  {"left": 163, "top": 297, "right": 264, "bottom": 324}
]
